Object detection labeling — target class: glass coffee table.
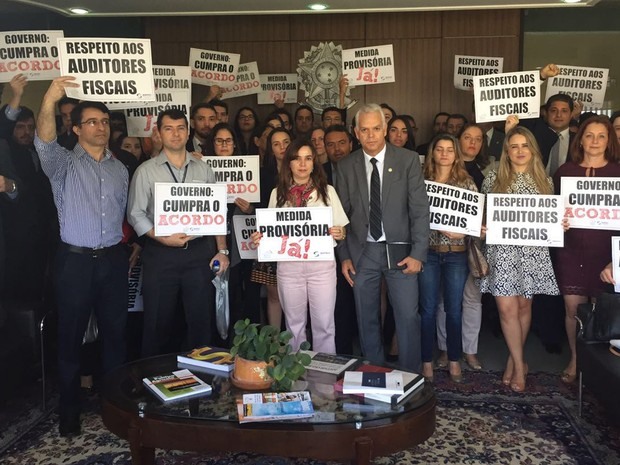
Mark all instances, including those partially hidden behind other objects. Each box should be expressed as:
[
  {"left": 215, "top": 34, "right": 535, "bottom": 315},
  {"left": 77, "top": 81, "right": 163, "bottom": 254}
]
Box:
[{"left": 101, "top": 354, "right": 436, "bottom": 465}]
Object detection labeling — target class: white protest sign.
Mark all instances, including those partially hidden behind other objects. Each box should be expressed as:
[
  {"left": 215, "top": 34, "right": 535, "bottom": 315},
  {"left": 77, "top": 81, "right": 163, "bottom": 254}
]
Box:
[
  {"left": 473, "top": 71, "right": 540, "bottom": 123},
  {"left": 201, "top": 155, "right": 260, "bottom": 203},
  {"left": 486, "top": 194, "right": 564, "bottom": 247},
  {"left": 612, "top": 237, "right": 620, "bottom": 293},
  {"left": 233, "top": 215, "right": 258, "bottom": 260},
  {"left": 189, "top": 48, "right": 240, "bottom": 86},
  {"left": 154, "top": 183, "right": 227, "bottom": 236},
  {"left": 454, "top": 55, "right": 503, "bottom": 91},
  {"left": 0, "top": 30, "right": 64, "bottom": 82},
  {"left": 57, "top": 38, "right": 155, "bottom": 102},
  {"left": 545, "top": 65, "right": 609, "bottom": 109},
  {"left": 561, "top": 177, "right": 620, "bottom": 231},
  {"left": 258, "top": 74, "right": 298, "bottom": 104},
  {"left": 221, "top": 62, "right": 261, "bottom": 100},
  {"left": 342, "top": 44, "right": 394, "bottom": 86},
  {"left": 256, "top": 207, "right": 334, "bottom": 262},
  {"left": 127, "top": 260, "right": 143, "bottom": 312},
  {"left": 425, "top": 181, "right": 484, "bottom": 237}
]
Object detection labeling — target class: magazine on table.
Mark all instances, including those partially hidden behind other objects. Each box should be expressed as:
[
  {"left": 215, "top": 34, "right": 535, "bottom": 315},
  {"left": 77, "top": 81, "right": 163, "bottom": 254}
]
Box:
[
  {"left": 236, "top": 391, "right": 315, "bottom": 423},
  {"left": 143, "top": 369, "right": 212, "bottom": 402},
  {"left": 302, "top": 351, "right": 359, "bottom": 375}
]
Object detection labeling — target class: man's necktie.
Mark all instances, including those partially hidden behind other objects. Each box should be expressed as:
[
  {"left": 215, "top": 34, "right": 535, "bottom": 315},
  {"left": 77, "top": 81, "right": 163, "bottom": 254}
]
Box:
[
  {"left": 369, "top": 158, "right": 382, "bottom": 240},
  {"left": 549, "top": 133, "right": 562, "bottom": 176}
]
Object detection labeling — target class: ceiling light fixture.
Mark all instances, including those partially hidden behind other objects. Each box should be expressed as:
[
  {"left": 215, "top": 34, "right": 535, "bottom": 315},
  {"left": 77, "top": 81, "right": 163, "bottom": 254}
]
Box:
[
  {"left": 308, "top": 3, "right": 329, "bottom": 10},
  {"left": 68, "top": 7, "right": 90, "bottom": 15}
]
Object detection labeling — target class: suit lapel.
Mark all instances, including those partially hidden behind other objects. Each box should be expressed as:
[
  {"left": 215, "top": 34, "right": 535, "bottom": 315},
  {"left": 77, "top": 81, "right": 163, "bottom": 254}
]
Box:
[
  {"left": 354, "top": 153, "right": 370, "bottom": 220},
  {"left": 382, "top": 145, "right": 396, "bottom": 211}
]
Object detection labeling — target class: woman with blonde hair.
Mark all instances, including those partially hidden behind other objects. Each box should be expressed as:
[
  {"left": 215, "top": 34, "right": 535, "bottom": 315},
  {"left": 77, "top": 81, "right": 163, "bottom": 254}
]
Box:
[
  {"left": 479, "top": 121, "right": 559, "bottom": 392},
  {"left": 419, "top": 134, "right": 476, "bottom": 383}
]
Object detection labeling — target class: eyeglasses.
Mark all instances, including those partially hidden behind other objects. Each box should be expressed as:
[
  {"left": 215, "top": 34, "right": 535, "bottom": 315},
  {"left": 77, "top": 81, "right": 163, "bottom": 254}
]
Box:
[
  {"left": 238, "top": 114, "right": 255, "bottom": 120},
  {"left": 215, "top": 138, "right": 234, "bottom": 146},
  {"left": 79, "top": 118, "right": 110, "bottom": 128}
]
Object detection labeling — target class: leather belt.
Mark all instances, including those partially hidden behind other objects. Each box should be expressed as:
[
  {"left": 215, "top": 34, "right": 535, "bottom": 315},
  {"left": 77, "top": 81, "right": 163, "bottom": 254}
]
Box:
[
  {"left": 430, "top": 244, "right": 466, "bottom": 253},
  {"left": 63, "top": 242, "right": 123, "bottom": 258}
]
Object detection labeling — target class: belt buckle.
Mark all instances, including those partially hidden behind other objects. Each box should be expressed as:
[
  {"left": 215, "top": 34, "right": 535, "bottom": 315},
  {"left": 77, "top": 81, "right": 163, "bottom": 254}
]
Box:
[{"left": 92, "top": 247, "right": 103, "bottom": 258}]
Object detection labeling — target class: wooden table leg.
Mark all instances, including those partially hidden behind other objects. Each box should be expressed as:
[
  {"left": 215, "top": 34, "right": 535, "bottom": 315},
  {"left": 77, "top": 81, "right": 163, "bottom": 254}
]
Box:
[
  {"left": 353, "top": 436, "right": 373, "bottom": 465},
  {"left": 128, "top": 422, "right": 155, "bottom": 465}
]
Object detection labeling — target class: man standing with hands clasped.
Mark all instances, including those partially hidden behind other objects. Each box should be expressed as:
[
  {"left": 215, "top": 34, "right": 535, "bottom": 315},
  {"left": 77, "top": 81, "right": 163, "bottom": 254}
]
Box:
[
  {"left": 335, "top": 103, "right": 429, "bottom": 371},
  {"left": 35, "top": 76, "right": 130, "bottom": 437},
  {"left": 128, "top": 108, "right": 229, "bottom": 358}
]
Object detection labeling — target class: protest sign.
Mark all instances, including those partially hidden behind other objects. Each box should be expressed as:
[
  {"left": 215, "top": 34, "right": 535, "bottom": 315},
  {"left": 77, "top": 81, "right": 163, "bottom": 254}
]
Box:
[
  {"left": 57, "top": 38, "right": 155, "bottom": 102},
  {"left": 453, "top": 55, "right": 503, "bottom": 91},
  {"left": 190, "top": 48, "right": 240, "bottom": 86},
  {"left": 233, "top": 215, "right": 259, "bottom": 260},
  {"left": 0, "top": 30, "right": 63, "bottom": 82},
  {"left": 545, "top": 65, "right": 609, "bottom": 109},
  {"left": 127, "top": 261, "right": 143, "bottom": 312},
  {"left": 342, "top": 44, "right": 394, "bottom": 86},
  {"left": 105, "top": 65, "right": 191, "bottom": 136},
  {"left": 612, "top": 237, "right": 620, "bottom": 293},
  {"left": 425, "top": 181, "right": 485, "bottom": 237},
  {"left": 473, "top": 70, "right": 540, "bottom": 123},
  {"left": 154, "top": 183, "right": 227, "bottom": 236},
  {"left": 256, "top": 207, "right": 334, "bottom": 262},
  {"left": 560, "top": 177, "right": 620, "bottom": 231},
  {"left": 258, "top": 74, "right": 298, "bottom": 104},
  {"left": 201, "top": 155, "right": 260, "bottom": 203},
  {"left": 486, "top": 194, "right": 564, "bottom": 247},
  {"left": 220, "top": 62, "right": 261, "bottom": 100}
]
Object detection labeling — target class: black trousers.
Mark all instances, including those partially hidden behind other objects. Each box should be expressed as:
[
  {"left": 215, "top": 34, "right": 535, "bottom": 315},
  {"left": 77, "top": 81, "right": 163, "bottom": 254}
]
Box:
[
  {"left": 141, "top": 238, "right": 216, "bottom": 357},
  {"left": 55, "top": 242, "right": 128, "bottom": 418}
]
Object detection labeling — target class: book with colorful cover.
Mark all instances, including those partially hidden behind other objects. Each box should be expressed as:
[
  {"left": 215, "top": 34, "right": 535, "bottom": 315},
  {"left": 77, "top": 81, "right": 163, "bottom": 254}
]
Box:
[
  {"left": 236, "top": 391, "right": 315, "bottom": 423},
  {"left": 143, "top": 369, "right": 212, "bottom": 402},
  {"left": 177, "top": 346, "right": 234, "bottom": 372},
  {"left": 302, "top": 351, "right": 359, "bottom": 375}
]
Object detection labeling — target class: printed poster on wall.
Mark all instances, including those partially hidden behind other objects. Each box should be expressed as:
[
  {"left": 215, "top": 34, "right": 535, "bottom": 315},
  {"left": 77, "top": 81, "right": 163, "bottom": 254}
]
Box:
[
  {"left": 189, "top": 48, "right": 240, "bottom": 86},
  {"left": 256, "top": 207, "right": 334, "bottom": 262},
  {"left": 57, "top": 37, "right": 155, "bottom": 102},
  {"left": 341, "top": 44, "right": 394, "bottom": 86},
  {"left": 0, "top": 30, "right": 64, "bottom": 82},
  {"left": 486, "top": 194, "right": 564, "bottom": 247},
  {"left": 544, "top": 64, "right": 609, "bottom": 109},
  {"left": 453, "top": 54, "right": 503, "bottom": 91},
  {"left": 258, "top": 74, "right": 298, "bottom": 104},
  {"left": 473, "top": 70, "right": 540, "bottom": 123},
  {"left": 154, "top": 183, "right": 227, "bottom": 236}
]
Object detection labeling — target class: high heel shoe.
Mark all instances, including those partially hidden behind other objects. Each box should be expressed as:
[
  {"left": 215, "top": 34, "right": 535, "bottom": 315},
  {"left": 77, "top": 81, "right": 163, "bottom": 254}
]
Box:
[
  {"left": 464, "top": 354, "right": 482, "bottom": 371},
  {"left": 422, "top": 362, "right": 434, "bottom": 383},
  {"left": 510, "top": 363, "right": 528, "bottom": 393},
  {"left": 561, "top": 371, "right": 577, "bottom": 384},
  {"left": 436, "top": 351, "right": 448, "bottom": 369},
  {"left": 449, "top": 361, "right": 463, "bottom": 384}
]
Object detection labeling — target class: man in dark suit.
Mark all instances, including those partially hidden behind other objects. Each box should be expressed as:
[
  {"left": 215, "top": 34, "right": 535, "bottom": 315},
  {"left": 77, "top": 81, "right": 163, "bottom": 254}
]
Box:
[
  {"left": 335, "top": 104, "right": 429, "bottom": 370},
  {"left": 186, "top": 103, "right": 217, "bottom": 154}
]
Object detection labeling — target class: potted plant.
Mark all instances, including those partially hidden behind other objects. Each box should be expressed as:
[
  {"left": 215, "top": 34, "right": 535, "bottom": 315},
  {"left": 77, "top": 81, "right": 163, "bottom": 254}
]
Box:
[{"left": 229, "top": 318, "right": 312, "bottom": 391}]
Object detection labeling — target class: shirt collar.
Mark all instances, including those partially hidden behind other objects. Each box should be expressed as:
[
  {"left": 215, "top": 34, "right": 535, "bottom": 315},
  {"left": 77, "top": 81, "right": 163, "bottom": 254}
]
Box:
[
  {"left": 155, "top": 150, "right": 195, "bottom": 166},
  {"left": 363, "top": 144, "right": 387, "bottom": 164},
  {"left": 74, "top": 143, "right": 113, "bottom": 161}
]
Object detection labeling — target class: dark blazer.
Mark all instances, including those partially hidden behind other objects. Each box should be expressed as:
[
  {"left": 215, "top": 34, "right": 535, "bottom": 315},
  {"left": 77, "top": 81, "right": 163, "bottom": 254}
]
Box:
[
  {"left": 519, "top": 117, "right": 575, "bottom": 167},
  {"left": 322, "top": 161, "right": 334, "bottom": 186},
  {"left": 335, "top": 143, "right": 430, "bottom": 267},
  {"left": 487, "top": 128, "right": 505, "bottom": 159}
]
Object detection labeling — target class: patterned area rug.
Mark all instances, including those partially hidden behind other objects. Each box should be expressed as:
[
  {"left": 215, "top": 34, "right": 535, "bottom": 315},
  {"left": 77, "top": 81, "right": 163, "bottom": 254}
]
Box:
[{"left": 1, "top": 371, "right": 619, "bottom": 465}]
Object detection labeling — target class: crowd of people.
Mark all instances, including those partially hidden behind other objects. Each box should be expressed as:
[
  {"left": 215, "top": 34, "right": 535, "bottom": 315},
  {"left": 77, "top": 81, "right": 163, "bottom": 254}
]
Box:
[{"left": 1, "top": 62, "right": 619, "bottom": 437}]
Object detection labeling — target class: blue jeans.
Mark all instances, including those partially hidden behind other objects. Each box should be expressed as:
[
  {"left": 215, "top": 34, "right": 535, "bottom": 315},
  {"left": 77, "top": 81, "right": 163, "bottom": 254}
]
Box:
[{"left": 419, "top": 250, "right": 468, "bottom": 362}]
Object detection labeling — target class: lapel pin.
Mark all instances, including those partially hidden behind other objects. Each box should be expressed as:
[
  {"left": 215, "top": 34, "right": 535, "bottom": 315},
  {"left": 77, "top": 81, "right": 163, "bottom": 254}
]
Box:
[{"left": 388, "top": 168, "right": 393, "bottom": 172}]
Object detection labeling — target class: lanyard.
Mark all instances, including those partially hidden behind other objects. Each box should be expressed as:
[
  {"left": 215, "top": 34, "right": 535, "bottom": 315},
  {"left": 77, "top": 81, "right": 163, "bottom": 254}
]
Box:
[{"left": 165, "top": 162, "right": 189, "bottom": 184}]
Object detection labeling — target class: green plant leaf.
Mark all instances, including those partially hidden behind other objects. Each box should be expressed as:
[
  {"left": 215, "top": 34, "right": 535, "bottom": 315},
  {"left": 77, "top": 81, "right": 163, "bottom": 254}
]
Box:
[{"left": 298, "top": 353, "right": 312, "bottom": 365}]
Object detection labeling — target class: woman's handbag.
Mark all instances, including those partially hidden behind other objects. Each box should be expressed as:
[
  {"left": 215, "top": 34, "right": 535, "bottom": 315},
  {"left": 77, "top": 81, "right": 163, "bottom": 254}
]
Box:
[
  {"left": 576, "top": 293, "right": 620, "bottom": 343},
  {"left": 466, "top": 236, "right": 489, "bottom": 278}
]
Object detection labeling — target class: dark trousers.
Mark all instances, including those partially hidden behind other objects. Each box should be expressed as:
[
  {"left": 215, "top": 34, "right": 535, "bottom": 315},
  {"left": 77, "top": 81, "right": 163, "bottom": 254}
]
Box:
[
  {"left": 55, "top": 242, "right": 128, "bottom": 418},
  {"left": 141, "top": 238, "right": 216, "bottom": 357},
  {"left": 334, "top": 256, "right": 357, "bottom": 355},
  {"left": 352, "top": 242, "right": 422, "bottom": 371}
]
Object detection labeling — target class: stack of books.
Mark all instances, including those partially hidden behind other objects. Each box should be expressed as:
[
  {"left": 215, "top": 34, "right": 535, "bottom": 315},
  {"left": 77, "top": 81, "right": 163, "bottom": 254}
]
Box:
[
  {"left": 338, "top": 364, "right": 424, "bottom": 406},
  {"left": 143, "top": 369, "right": 212, "bottom": 402},
  {"left": 303, "top": 351, "right": 358, "bottom": 375},
  {"left": 176, "top": 346, "right": 234, "bottom": 373},
  {"left": 236, "top": 391, "right": 315, "bottom": 423}
]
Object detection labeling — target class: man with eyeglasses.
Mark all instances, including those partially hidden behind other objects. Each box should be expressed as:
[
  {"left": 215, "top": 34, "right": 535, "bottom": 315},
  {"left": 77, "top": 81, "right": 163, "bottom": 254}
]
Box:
[{"left": 34, "top": 76, "right": 130, "bottom": 438}]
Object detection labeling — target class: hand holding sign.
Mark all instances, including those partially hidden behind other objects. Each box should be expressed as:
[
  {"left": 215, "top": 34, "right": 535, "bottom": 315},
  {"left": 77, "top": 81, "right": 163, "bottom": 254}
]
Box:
[
  {"left": 540, "top": 63, "right": 559, "bottom": 80},
  {"left": 9, "top": 73, "right": 27, "bottom": 98},
  {"left": 45, "top": 76, "right": 79, "bottom": 103}
]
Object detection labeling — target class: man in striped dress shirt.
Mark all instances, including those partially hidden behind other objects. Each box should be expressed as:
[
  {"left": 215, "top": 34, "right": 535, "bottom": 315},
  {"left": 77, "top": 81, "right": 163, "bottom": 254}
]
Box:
[{"left": 34, "top": 76, "right": 129, "bottom": 437}]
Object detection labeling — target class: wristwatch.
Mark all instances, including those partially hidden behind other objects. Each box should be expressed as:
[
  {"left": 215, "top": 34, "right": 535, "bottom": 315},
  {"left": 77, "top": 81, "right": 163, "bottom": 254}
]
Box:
[{"left": 218, "top": 249, "right": 230, "bottom": 256}]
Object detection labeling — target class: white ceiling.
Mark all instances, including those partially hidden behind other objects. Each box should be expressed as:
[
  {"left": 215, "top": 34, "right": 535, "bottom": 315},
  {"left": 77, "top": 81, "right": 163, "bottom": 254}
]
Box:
[{"left": 7, "top": 0, "right": 602, "bottom": 16}]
